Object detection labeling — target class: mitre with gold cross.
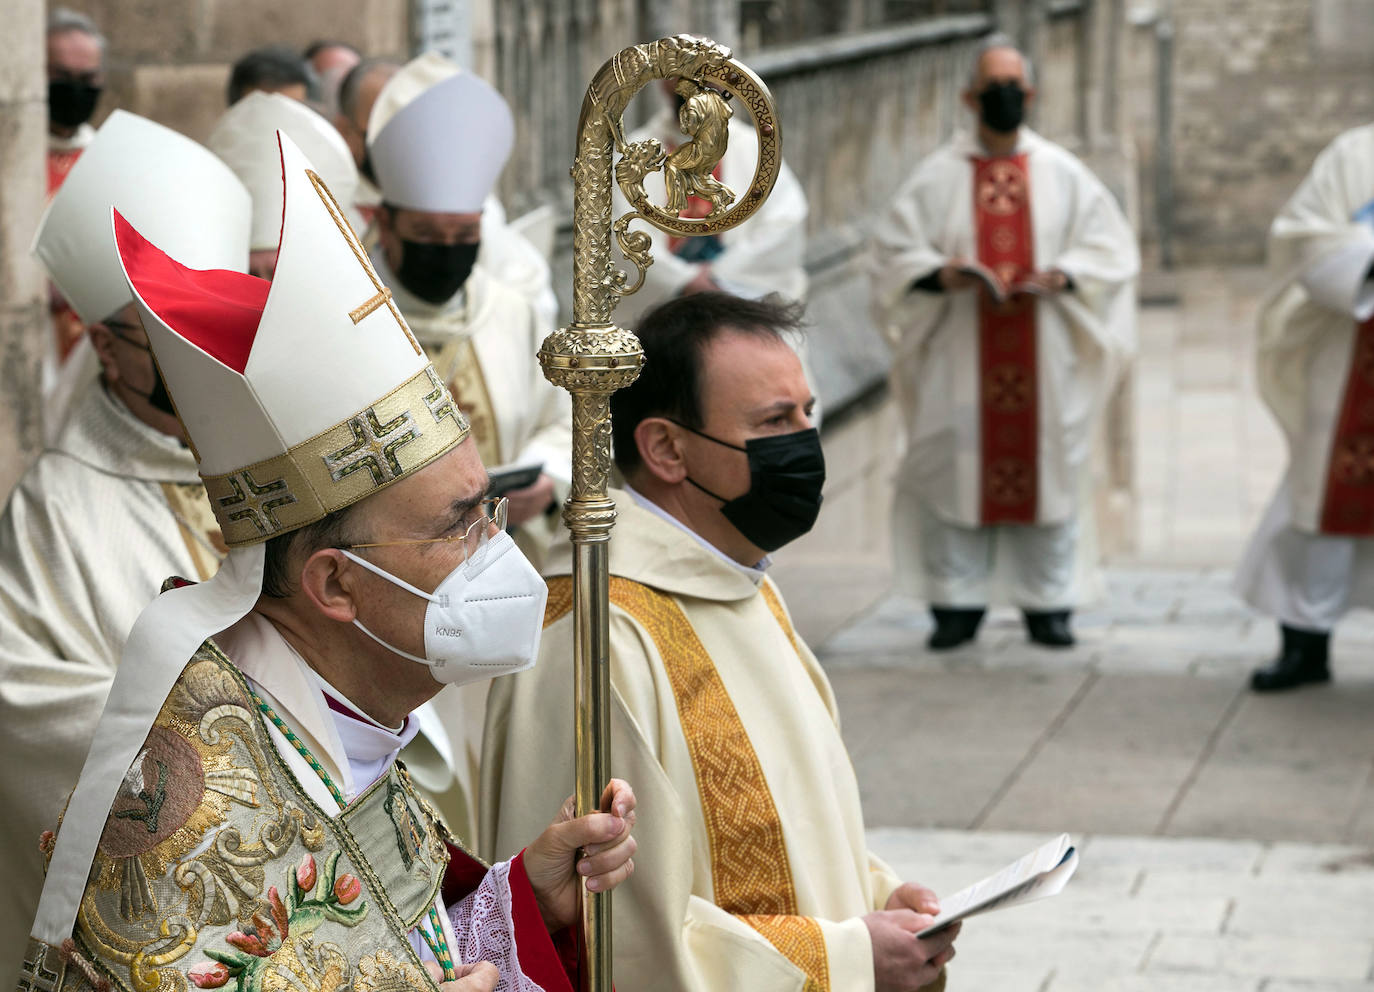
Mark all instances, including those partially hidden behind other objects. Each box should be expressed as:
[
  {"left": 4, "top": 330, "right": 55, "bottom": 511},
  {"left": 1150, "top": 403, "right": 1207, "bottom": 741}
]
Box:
[
  {"left": 31, "top": 132, "right": 472, "bottom": 946},
  {"left": 115, "top": 131, "right": 471, "bottom": 548}
]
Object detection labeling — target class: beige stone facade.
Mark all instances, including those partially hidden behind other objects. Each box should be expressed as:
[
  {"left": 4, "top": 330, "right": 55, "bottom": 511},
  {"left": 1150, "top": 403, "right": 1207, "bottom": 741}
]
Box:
[
  {"left": 1133, "top": 0, "right": 1374, "bottom": 265},
  {"left": 1, "top": 0, "right": 47, "bottom": 497}
]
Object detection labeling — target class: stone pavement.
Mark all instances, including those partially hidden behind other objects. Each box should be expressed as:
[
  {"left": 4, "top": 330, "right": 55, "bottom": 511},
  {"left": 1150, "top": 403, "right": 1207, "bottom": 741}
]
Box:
[{"left": 768, "top": 269, "right": 1374, "bottom": 989}]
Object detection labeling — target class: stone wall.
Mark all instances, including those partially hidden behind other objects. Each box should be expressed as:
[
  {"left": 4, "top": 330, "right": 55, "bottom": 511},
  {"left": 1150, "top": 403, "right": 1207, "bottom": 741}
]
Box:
[
  {"left": 0, "top": 0, "right": 48, "bottom": 495},
  {"left": 74, "top": 0, "right": 409, "bottom": 143},
  {"left": 1162, "top": 0, "right": 1374, "bottom": 265}
]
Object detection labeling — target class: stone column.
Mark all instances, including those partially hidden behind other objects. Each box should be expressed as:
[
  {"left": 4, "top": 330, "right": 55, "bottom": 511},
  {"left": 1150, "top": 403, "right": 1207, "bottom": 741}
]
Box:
[{"left": 0, "top": 0, "right": 48, "bottom": 498}]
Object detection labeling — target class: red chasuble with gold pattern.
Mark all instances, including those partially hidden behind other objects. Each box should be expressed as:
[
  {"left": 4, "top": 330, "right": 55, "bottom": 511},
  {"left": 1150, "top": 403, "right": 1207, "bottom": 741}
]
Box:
[
  {"left": 1319, "top": 315, "right": 1374, "bottom": 534},
  {"left": 973, "top": 154, "right": 1038, "bottom": 524}
]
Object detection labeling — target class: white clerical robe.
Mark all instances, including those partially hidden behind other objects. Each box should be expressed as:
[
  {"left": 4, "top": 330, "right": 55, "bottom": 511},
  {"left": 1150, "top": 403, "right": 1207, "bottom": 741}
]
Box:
[
  {"left": 610, "top": 111, "right": 810, "bottom": 330},
  {"left": 482, "top": 490, "right": 927, "bottom": 992},
  {"left": 0, "top": 383, "right": 222, "bottom": 984},
  {"left": 371, "top": 251, "right": 573, "bottom": 842},
  {"left": 870, "top": 128, "right": 1137, "bottom": 605},
  {"left": 1237, "top": 123, "right": 1374, "bottom": 629}
]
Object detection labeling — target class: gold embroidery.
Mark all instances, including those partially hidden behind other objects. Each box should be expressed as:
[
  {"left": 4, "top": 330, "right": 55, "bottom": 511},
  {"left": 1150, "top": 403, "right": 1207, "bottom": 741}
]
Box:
[
  {"left": 200, "top": 365, "right": 469, "bottom": 548},
  {"left": 543, "top": 575, "right": 831, "bottom": 990},
  {"left": 739, "top": 915, "right": 828, "bottom": 992},
  {"left": 159, "top": 483, "right": 227, "bottom": 582},
  {"left": 759, "top": 580, "right": 799, "bottom": 657},
  {"left": 433, "top": 336, "right": 500, "bottom": 468},
  {"left": 66, "top": 643, "right": 462, "bottom": 992},
  {"left": 542, "top": 576, "right": 574, "bottom": 629}
]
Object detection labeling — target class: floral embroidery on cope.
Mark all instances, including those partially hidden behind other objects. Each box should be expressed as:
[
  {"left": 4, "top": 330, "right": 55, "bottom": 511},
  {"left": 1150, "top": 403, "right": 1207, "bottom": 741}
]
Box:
[{"left": 63, "top": 644, "right": 445, "bottom": 992}]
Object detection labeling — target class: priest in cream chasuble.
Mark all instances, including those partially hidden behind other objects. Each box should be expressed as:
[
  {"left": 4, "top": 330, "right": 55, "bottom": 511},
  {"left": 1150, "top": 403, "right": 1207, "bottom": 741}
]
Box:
[
  {"left": 870, "top": 38, "right": 1137, "bottom": 651},
  {"left": 1236, "top": 122, "right": 1374, "bottom": 690},
  {"left": 18, "top": 134, "right": 636, "bottom": 992},
  {"left": 483, "top": 294, "right": 956, "bottom": 992},
  {"left": 1, "top": 111, "right": 253, "bottom": 987}
]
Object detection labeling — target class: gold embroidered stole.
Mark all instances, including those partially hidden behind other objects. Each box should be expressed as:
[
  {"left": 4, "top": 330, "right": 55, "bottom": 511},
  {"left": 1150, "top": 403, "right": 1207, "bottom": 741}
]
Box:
[
  {"left": 159, "top": 483, "right": 228, "bottom": 581},
  {"left": 433, "top": 335, "right": 500, "bottom": 468},
  {"left": 544, "top": 576, "right": 830, "bottom": 992},
  {"left": 25, "top": 644, "right": 457, "bottom": 992}
]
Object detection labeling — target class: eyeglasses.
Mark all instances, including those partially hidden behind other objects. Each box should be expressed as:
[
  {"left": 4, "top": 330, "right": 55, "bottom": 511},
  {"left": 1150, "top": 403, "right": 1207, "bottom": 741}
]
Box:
[
  {"left": 102, "top": 320, "right": 151, "bottom": 350},
  {"left": 343, "top": 496, "right": 508, "bottom": 563}
]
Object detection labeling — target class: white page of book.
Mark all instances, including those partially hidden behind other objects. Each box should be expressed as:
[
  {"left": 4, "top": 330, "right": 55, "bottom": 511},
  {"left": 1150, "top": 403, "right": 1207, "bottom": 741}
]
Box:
[{"left": 917, "top": 833, "right": 1078, "bottom": 938}]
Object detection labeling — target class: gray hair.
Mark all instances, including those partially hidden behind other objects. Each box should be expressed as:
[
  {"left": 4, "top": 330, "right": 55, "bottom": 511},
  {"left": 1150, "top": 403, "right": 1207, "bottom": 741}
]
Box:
[
  {"left": 969, "top": 32, "right": 1034, "bottom": 88},
  {"left": 47, "top": 7, "right": 105, "bottom": 50}
]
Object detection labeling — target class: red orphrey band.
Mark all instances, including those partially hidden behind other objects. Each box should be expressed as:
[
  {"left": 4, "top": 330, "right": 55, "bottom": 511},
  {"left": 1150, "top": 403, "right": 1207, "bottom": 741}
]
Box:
[
  {"left": 1319, "top": 314, "right": 1374, "bottom": 535},
  {"left": 973, "top": 153, "right": 1038, "bottom": 525}
]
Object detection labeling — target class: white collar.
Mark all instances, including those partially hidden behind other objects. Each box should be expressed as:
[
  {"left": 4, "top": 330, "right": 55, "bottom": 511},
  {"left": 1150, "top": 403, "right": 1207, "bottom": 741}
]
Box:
[
  {"left": 49, "top": 122, "right": 95, "bottom": 152},
  {"left": 623, "top": 484, "right": 771, "bottom": 583},
  {"left": 307, "top": 666, "right": 420, "bottom": 788},
  {"left": 953, "top": 126, "right": 1041, "bottom": 159},
  {"left": 224, "top": 612, "right": 420, "bottom": 800}
]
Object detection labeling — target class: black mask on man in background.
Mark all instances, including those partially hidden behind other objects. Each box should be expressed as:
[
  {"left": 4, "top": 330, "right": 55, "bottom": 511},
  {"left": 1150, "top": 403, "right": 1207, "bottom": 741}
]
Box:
[
  {"left": 978, "top": 81, "right": 1025, "bottom": 134},
  {"left": 396, "top": 240, "right": 480, "bottom": 305},
  {"left": 49, "top": 79, "right": 102, "bottom": 129},
  {"left": 107, "top": 326, "right": 178, "bottom": 416}
]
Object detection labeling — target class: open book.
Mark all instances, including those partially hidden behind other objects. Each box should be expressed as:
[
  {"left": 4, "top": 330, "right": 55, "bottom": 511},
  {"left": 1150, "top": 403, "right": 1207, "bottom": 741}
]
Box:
[
  {"left": 917, "top": 833, "right": 1078, "bottom": 938},
  {"left": 957, "top": 261, "right": 1053, "bottom": 304}
]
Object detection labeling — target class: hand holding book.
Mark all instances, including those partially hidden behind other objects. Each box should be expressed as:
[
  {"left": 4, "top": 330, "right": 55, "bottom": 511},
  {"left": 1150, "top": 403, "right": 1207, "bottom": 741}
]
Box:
[
  {"left": 952, "top": 261, "right": 1069, "bottom": 303},
  {"left": 916, "top": 833, "right": 1079, "bottom": 937}
]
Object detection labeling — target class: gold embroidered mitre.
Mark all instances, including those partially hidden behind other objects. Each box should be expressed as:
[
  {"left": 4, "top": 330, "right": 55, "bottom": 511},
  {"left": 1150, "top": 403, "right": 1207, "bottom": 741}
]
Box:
[{"left": 115, "top": 133, "right": 470, "bottom": 547}]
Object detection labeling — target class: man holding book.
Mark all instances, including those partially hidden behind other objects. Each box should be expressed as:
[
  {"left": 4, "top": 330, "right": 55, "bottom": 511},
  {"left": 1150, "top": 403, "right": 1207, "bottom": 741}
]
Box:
[
  {"left": 870, "top": 35, "right": 1138, "bottom": 650},
  {"left": 483, "top": 293, "right": 958, "bottom": 992}
]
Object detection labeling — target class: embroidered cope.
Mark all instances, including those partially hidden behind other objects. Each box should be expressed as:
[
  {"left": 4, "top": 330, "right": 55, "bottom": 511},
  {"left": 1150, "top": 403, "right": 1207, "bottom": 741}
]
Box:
[{"left": 15, "top": 617, "right": 578, "bottom": 992}]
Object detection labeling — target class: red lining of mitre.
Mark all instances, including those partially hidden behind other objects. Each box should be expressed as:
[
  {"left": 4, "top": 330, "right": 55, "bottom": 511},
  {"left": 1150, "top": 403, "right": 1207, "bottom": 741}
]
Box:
[{"left": 112, "top": 209, "right": 269, "bottom": 375}]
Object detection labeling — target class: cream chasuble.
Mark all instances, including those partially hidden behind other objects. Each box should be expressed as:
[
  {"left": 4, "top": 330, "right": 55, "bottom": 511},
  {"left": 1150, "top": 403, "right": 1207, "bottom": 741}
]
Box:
[
  {"left": 1236, "top": 123, "right": 1374, "bottom": 626},
  {"left": 483, "top": 491, "right": 937, "bottom": 992},
  {"left": 0, "top": 384, "right": 224, "bottom": 984},
  {"left": 870, "top": 128, "right": 1137, "bottom": 602}
]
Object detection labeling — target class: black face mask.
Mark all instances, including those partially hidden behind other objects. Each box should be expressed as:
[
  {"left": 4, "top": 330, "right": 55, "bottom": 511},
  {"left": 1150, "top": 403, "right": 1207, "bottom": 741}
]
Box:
[
  {"left": 978, "top": 81, "right": 1025, "bottom": 134},
  {"left": 396, "top": 239, "right": 479, "bottom": 305},
  {"left": 676, "top": 423, "right": 826, "bottom": 553},
  {"left": 49, "top": 79, "right": 102, "bottom": 129},
  {"left": 108, "top": 327, "right": 177, "bottom": 415}
]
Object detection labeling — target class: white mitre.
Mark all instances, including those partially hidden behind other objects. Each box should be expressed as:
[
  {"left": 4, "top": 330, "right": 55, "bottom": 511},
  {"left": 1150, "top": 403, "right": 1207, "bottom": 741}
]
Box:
[
  {"left": 31, "top": 109, "right": 251, "bottom": 323},
  {"left": 369, "top": 58, "right": 514, "bottom": 214},
  {"left": 30, "top": 132, "right": 471, "bottom": 948},
  {"left": 208, "top": 91, "right": 360, "bottom": 253},
  {"left": 365, "top": 51, "right": 459, "bottom": 145}
]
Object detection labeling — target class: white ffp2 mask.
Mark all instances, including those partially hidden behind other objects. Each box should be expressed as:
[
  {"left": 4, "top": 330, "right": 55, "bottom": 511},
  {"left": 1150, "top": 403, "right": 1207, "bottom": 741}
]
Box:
[{"left": 341, "top": 531, "right": 548, "bottom": 686}]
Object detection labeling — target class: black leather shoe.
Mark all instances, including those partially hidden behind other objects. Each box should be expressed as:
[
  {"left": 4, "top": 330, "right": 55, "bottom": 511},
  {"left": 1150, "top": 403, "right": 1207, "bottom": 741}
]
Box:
[
  {"left": 1251, "top": 624, "right": 1331, "bottom": 691},
  {"left": 928, "top": 607, "right": 986, "bottom": 650},
  {"left": 1024, "top": 609, "right": 1075, "bottom": 648}
]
